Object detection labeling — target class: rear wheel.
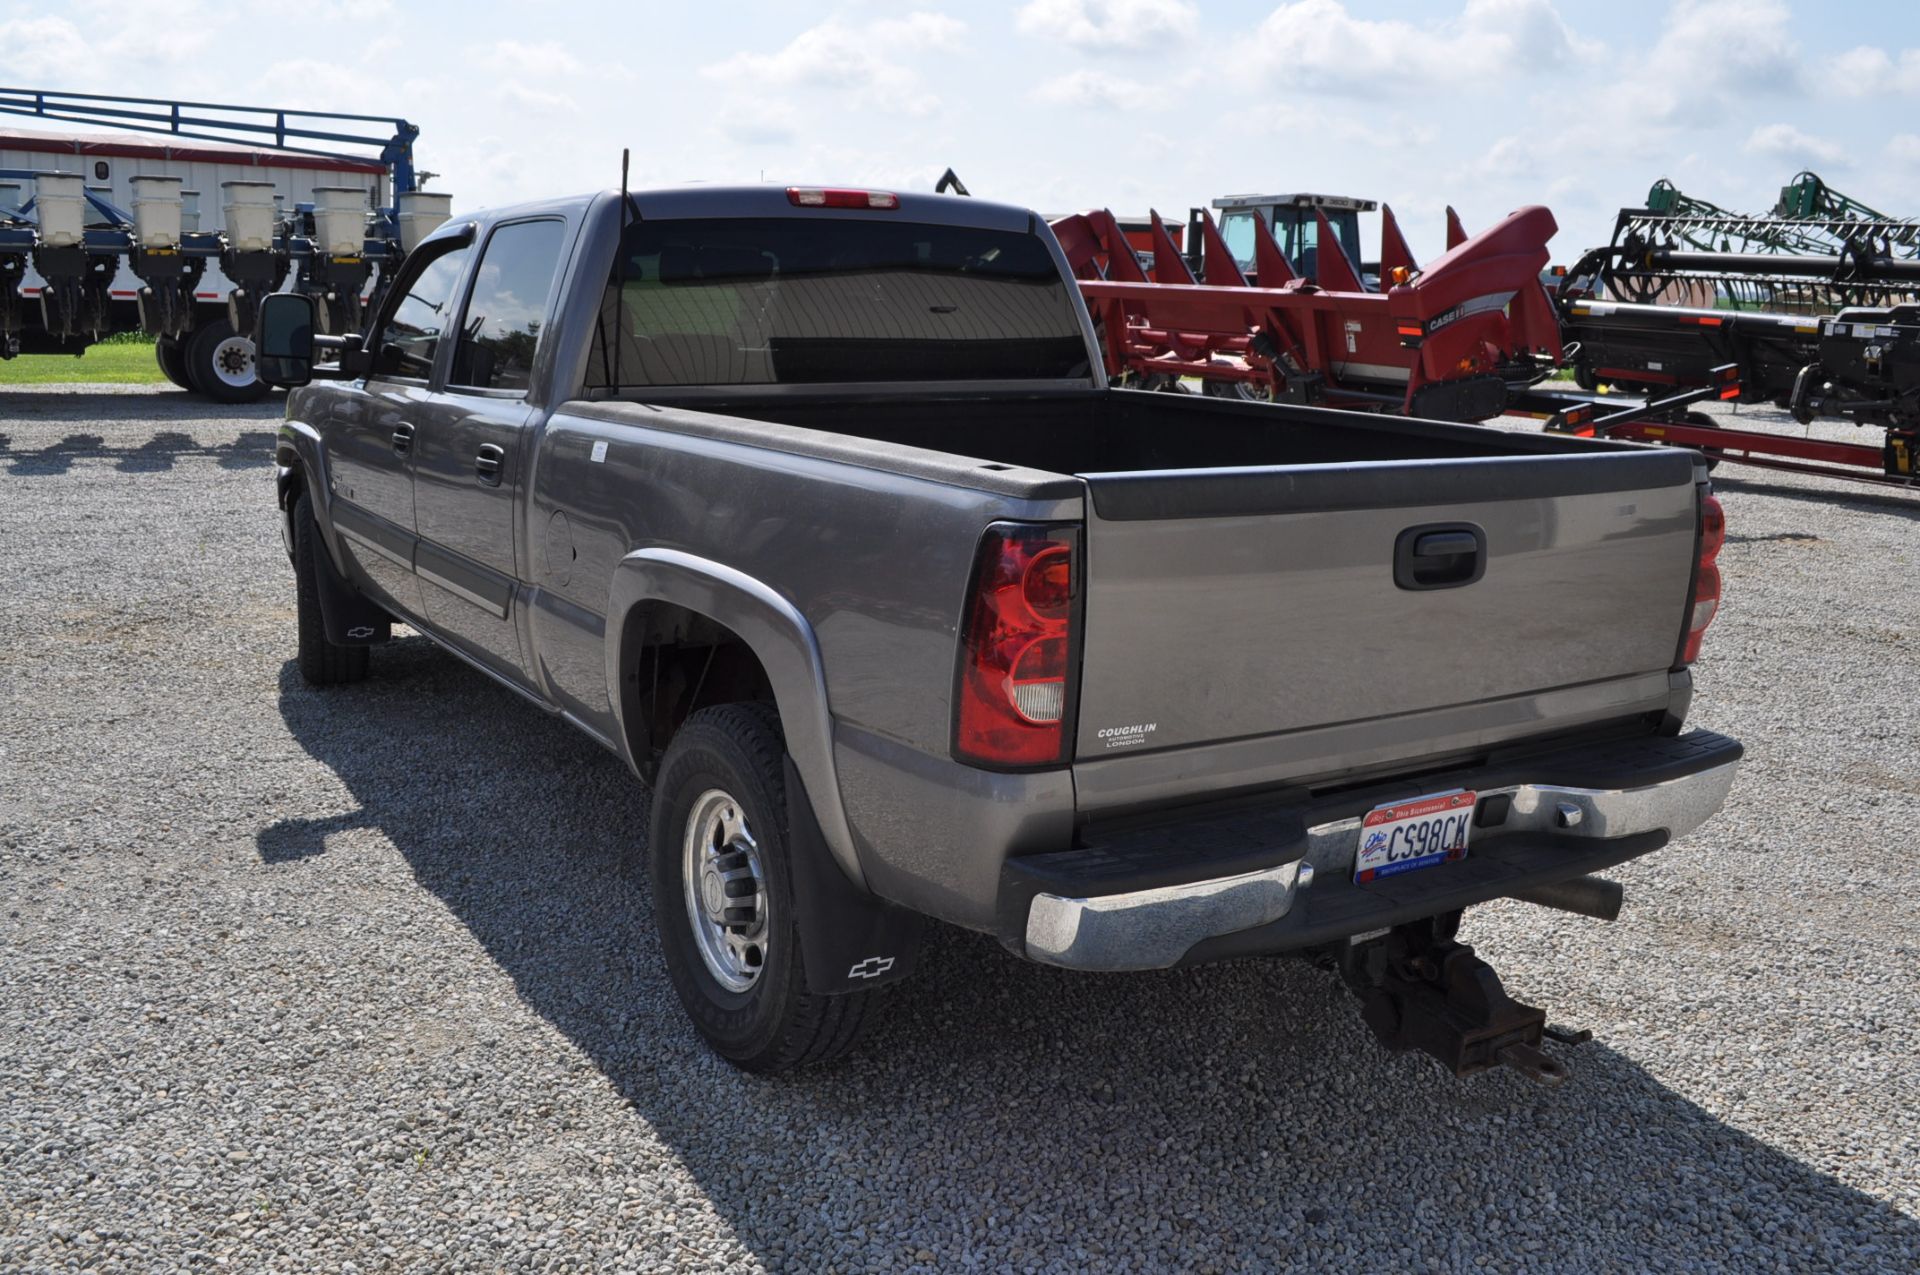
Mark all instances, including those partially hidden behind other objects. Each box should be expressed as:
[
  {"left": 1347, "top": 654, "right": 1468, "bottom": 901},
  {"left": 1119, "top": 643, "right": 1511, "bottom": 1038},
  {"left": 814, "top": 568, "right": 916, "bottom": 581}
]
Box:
[
  {"left": 293, "top": 493, "right": 370, "bottom": 686},
  {"left": 184, "top": 317, "right": 269, "bottom": 404},
  {"left": 648, "top": 703, "right": 886, "bottom": 1071},
  {"left": 154, "top": 337, "right": 192, "bottom": 389}
]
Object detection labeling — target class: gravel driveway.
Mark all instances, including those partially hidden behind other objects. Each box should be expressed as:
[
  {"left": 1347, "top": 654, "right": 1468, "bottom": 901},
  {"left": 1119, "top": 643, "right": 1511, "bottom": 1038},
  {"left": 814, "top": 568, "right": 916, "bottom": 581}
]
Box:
[{"left": 2, "top": 385, "right": 1916, "bottom": 1273}]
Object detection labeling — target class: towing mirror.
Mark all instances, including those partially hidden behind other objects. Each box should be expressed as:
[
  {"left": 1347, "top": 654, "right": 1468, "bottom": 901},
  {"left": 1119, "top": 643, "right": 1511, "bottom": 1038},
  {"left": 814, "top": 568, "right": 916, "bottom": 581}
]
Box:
[{"left": 256, "top": 292, "right": 315, "bottom": 387}]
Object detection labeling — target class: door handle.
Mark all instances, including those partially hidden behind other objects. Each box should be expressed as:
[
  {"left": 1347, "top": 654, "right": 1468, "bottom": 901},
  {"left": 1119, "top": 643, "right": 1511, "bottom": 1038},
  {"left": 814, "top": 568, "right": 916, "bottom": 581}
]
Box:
[
  {"left": 1394, "top": 523, "right": 1486, "bottom": 590},
  {"left": 391, "top": 422, "right": 415, "bottom": 457},
  {"left": 475, "top": 443, "right": 506, "bottom": 486}
]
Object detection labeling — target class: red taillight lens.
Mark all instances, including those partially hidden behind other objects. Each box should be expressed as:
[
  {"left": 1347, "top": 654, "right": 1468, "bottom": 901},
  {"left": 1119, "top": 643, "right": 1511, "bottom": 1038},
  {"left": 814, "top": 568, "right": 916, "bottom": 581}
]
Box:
[
  {"left": 953, "top": 524, "right": 1079, "bottom": 768},
  {"left": 786, "top": 187, "right": 899, "bottom": 210},
  {"left": 1697, "top": 491, "right": 1725, "bottom": 560},
  {"left": 1681, "top": 492, "right": 1725, "bottom": 664}
]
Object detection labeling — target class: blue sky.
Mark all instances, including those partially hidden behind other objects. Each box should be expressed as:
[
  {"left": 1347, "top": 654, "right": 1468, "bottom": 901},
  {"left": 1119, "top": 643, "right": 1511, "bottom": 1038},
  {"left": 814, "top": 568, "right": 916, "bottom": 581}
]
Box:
[{"left": 6, "top": 0, "right": 1920, "bottom": 261}]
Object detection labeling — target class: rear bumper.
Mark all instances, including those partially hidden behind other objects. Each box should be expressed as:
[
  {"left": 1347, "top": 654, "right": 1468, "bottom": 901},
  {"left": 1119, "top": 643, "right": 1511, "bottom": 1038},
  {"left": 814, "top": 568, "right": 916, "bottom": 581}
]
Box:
[{"left": 1000, "top": 729, "right": 1741, "bottom": 972}]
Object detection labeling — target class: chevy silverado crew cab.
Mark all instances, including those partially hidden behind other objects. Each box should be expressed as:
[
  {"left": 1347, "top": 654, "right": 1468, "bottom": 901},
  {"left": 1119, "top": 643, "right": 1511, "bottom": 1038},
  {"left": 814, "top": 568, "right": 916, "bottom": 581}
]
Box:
[{"left": 260, "top": 184, "right": 1740, "bottom": 1082}]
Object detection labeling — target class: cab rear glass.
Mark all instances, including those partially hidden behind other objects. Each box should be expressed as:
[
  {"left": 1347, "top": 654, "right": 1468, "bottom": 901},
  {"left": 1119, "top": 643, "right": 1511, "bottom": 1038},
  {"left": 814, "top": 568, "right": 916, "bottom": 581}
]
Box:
[{"left": 586, "top": 217, "right": 1090, "bottom": 387}]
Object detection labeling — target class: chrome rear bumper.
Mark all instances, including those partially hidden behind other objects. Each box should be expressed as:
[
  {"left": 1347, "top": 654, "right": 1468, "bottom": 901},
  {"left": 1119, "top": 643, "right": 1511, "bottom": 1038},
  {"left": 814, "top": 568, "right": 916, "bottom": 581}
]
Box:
[{"left": 1022, "top": 742, "right": 1740, "bottom": 972}]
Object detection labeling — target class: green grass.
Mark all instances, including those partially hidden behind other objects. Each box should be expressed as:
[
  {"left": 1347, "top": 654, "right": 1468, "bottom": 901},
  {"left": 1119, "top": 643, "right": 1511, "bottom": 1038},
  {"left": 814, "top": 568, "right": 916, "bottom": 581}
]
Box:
[{"left": 0, "top": 333, "right": 170, "bottom": 385}]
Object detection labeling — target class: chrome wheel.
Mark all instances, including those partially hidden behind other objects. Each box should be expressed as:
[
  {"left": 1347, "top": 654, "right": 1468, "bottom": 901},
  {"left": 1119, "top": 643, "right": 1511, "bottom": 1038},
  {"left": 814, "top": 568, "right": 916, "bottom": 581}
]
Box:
[{"left": 681, "top": 788, "right": 769, "bottom": 992}]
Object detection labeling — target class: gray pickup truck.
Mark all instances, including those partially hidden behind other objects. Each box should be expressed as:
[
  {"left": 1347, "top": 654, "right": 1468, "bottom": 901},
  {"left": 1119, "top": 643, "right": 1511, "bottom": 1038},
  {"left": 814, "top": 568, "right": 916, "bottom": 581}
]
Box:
[{"left": 259, "top": 184, "right": 1740, "bottom": 1082}]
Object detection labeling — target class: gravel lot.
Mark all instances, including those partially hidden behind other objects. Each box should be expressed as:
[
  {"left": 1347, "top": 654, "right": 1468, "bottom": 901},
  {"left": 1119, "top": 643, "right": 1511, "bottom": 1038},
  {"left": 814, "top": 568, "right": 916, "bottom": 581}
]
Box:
[{"left": 2, "top": 384, "right": 1916, "bottom": 1273}]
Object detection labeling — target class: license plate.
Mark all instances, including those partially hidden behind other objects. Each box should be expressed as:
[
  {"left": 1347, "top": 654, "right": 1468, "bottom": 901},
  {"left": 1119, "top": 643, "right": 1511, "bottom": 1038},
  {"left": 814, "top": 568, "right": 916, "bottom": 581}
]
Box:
[{"left": 1354, "top": 790, "right": 1476, "bottom": 883}]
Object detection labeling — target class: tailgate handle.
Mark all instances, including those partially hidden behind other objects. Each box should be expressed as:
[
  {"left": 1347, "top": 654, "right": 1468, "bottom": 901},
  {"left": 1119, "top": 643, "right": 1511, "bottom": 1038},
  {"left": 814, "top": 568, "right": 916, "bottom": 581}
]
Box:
[{"left": 1395, "top": 523, "right": 1486, "bottom": 590}]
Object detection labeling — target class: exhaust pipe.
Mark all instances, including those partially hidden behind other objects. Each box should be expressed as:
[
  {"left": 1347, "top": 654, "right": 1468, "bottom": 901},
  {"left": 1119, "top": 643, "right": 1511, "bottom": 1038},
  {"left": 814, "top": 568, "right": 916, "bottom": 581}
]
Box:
[{"left": 1509, "top": 875, "right": 1623, "bottom": 922}]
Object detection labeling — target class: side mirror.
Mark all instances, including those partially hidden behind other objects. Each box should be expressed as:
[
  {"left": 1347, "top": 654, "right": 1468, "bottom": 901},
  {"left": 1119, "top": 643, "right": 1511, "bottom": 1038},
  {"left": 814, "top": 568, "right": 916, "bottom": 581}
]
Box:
[{"left": 256, "top": 293, "right": 315, "bottom": 388}]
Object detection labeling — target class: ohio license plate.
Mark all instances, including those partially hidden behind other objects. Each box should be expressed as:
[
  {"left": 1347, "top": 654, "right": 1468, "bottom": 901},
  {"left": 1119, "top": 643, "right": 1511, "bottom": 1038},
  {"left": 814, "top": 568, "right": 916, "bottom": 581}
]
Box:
[{"left": 1353, "top": 790, "right": 1476, "bottom": 883}]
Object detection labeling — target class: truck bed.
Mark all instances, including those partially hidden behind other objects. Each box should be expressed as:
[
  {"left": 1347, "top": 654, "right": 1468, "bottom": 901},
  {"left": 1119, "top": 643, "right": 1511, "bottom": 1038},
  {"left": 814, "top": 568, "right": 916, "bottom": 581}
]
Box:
[{"left": 675, "top": 386, "right": 1610, "bottom": 474}]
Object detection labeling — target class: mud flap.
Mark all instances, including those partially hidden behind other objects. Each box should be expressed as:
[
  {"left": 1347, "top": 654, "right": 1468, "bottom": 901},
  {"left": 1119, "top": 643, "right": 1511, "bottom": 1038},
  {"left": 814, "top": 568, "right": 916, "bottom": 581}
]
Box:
[
  {"left": 309, "top": 512, "right": 391, "bottom": 646},
  {"left": 784, "top": 759, "right": 923, "bottom": 994}
]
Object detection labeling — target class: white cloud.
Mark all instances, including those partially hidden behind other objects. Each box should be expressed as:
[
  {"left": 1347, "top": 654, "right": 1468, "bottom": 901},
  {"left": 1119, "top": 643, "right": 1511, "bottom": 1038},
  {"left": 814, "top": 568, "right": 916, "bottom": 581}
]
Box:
[
  {"left": 1475, "top": 135, "right": 1544, "bottom": 179},
  {"left": 1249, "top": 0, "right": 1595, "bottom": 96},
  {"left": 1887, "top": 135, "right": 1920, "bottom": 166},
  {"left": 716, "top": 97, "right": 800, "bottom": 146},
  {"left": 463, "top": 40, "right": 600, "bottom": 111},
  {"left": 1015, "top": 0, "right": 1198, "bottom": 51},
  {"left": 1826, "top": 46, "right": 1920, "bottom": 98},
  {"left": 1032, "top": 69, "right": 1147, "bottom": 109},
  {"left": 1744, "top": 123, "right": 1846, "bottom": 168},
  {"left": 1641, "top": 0, "right": 1800, "bottom": 98},
  {"left": 700, "top": 13, "right": 965, "bottom": 117},
  {"left": 73, "top": 0, "right": 217, "bottom": 64},
  {"left": 470, "top": 40, "right": 586, "bottom": 79},
  {"left": 0, "top": 18, "right": 97, "bottom": 81}
]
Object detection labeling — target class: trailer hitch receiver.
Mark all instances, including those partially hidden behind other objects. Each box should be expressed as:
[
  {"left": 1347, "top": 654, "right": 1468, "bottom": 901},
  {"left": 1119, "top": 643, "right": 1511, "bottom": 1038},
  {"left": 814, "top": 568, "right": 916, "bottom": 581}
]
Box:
[{"left": 1341, "top": 914, "right": 1568, "bottom": 1086}]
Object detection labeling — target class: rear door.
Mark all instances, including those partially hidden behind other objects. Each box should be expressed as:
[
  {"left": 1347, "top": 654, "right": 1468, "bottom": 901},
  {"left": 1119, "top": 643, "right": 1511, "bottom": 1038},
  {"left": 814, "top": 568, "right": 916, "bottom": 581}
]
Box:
[
  {"left": 410, "top": 217, "right": 569, "bottom": 676},
  {"left": 1070, "top": 448, "right": 1700, "bottom": 804},
  {"left": 324, "top": 234, "right": 475, "bottom": 617}
]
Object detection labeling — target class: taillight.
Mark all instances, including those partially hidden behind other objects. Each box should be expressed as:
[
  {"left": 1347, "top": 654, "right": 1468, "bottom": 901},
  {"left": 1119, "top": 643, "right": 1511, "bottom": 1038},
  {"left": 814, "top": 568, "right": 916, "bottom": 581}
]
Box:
[
  {"left": 786, "top": 187, "right": 899, "bottom": 210},
  {"left": 953, "top": 523, "right": 1079, "bottom": 768},
  {"left": 1680, "top": 491, "right": 1725, "bottom": 664}
]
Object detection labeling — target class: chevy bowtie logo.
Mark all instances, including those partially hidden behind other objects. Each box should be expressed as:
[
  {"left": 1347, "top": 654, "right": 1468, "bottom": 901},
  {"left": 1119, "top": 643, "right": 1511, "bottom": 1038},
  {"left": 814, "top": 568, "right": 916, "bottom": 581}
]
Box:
[
  {"left": 347, "top": 626, "right": 376, "bottom": 639},
  {"left": 846, "top": 956, "right": 894, "bottom": 980}
]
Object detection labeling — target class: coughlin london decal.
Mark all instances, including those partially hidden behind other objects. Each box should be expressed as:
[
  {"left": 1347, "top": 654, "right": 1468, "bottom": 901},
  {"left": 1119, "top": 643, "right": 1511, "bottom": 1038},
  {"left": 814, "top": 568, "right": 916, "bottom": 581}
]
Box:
[{"left": 1097, "top": 722, "right": 1158, "bottom": 750}]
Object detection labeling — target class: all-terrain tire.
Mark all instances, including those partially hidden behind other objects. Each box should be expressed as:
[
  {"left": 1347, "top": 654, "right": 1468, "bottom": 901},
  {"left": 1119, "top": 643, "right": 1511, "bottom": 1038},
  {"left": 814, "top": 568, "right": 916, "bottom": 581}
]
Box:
[
  {"left": 184, "top": 317, "right": 269, "bottom": 404},
  {"left": 648, "top": 703, "right": 886, "bottom": 1072},
  {"left": 293, "top": 492, "right": 370, "bottom": 686}
]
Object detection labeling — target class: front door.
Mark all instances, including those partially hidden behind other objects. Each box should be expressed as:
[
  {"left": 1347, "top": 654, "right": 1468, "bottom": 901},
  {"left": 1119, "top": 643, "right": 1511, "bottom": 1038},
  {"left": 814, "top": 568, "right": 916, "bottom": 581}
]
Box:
[
  {"left": 410, "top": 218, "right": 570, "bottom": 677},
  {"left": 326, "top": 235, "right": 475, "bottom": 619}
]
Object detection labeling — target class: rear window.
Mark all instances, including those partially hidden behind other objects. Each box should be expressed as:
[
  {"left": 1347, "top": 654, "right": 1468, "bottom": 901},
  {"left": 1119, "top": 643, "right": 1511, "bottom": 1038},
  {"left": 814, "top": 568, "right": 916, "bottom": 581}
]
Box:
[{"left": 587, "top": 217, "right": 1090, "bottom": 388}]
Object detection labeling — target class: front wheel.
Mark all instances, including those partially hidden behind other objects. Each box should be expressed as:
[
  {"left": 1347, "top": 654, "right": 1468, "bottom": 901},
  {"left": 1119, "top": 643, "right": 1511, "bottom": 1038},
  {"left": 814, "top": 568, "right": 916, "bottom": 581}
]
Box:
[{"left": 648, "top": 703, "right": 886, "bottom": 1071}]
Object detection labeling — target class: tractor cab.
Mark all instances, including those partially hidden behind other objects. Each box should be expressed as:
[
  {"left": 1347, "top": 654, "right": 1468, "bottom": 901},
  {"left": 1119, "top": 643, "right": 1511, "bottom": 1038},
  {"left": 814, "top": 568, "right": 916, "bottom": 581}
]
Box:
[{"left": 1208, "top": 192, "right": 1378, "bottom": 289}]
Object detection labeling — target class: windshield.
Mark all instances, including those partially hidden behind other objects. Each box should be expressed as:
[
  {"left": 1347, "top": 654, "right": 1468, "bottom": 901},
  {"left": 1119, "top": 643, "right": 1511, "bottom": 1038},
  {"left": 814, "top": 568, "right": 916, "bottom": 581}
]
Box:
[
  {"left": 1220, "top": 210, "right": 1258, "bottom": 271},
  {"left": 588, "top": 217, "right": 1090, "bottom": 388}
]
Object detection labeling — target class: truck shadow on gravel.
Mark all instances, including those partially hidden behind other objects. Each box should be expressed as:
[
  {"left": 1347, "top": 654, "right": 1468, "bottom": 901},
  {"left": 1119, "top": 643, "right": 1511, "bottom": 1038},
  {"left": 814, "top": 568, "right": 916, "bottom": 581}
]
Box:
[{"left": 265, "top": 640, "right": 1919, "bottom": 1271}]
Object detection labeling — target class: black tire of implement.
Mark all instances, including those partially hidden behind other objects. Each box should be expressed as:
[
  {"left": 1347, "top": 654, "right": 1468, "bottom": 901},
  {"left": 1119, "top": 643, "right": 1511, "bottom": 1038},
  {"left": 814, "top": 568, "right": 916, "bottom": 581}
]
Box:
[
  {"left": 1684, "top": 410, "right": 1724, "bottom": 471},
  {"left": 184, "top": 317, "right": 270, "bottom": 404},
  {"left": 648, "top": 702, "right": 888, "bottom": 1072},
  {"left": 154, "top": 337, "right": 193, "bottom": 390}
]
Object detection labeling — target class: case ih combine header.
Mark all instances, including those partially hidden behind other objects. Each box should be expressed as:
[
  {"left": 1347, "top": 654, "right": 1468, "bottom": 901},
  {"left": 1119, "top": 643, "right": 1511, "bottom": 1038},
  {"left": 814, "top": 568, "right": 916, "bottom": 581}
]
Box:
[
  {"left": 1048, "top": 195, "right": 1723, "bottom": 430},
  {"left": 1555, "top": 177, "right": 1920, "bottom": 488},
  {"left": 1044, "top": 175, "right": 1912, "bottom": 492}
]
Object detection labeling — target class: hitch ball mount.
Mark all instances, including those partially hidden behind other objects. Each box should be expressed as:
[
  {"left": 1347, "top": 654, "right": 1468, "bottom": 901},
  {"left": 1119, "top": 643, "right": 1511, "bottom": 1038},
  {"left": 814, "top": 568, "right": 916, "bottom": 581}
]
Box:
[{"left": 1338, "top": 913, "right": 1585, "bottom": 1087}]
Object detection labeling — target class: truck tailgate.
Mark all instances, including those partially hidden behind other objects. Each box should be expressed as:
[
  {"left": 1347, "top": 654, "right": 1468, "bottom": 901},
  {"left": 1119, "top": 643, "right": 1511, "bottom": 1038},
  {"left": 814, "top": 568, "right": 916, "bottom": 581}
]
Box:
[{"left": 1072, "top": 448, "right": 1700, "bottom": 775}]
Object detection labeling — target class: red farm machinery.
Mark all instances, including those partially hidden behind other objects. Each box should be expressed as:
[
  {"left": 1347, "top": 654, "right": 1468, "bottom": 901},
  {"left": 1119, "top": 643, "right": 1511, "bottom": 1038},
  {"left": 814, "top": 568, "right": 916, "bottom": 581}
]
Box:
[{"left": 1047, "top": 193, "right": 1727, "bottom": 430}]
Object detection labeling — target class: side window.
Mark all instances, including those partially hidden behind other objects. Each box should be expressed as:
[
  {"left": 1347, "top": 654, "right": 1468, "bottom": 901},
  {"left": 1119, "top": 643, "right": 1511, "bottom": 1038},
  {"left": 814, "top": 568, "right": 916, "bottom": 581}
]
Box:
[
  {"left": 369, "top": 243, "right": 473, "bottom": 380},
  {"left": 450, "top": 220, "right": 567, "bottom": 392}
]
